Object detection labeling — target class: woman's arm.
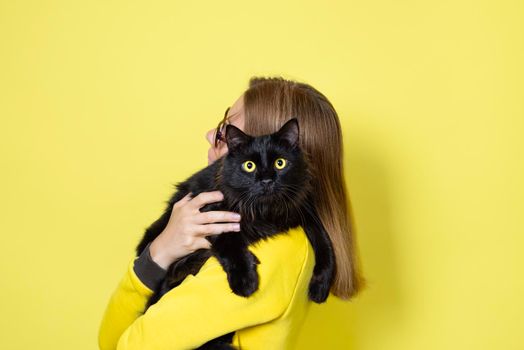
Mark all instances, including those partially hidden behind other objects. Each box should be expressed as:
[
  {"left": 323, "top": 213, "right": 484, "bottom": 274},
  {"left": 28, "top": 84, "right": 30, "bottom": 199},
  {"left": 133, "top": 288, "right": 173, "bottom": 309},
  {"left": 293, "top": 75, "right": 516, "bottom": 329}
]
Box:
[
  {"left": 98, "top": 244, "right": 164, "bottom": 350},
  {"left": 133, "top": 242, "right": 168, "bottom": 291},
  {"left": 98, "top": 229, "right": 307, "bottom": 350},
  {"left": 99, "top": 191, "right": 244, "bottom": 350}
]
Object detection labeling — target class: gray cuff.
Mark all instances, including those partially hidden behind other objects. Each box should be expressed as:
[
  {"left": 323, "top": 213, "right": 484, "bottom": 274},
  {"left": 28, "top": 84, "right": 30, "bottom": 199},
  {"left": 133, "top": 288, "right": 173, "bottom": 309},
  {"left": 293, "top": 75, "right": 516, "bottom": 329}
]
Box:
[{"left": 133, "top": 242, "right": 168, "bottom": 291}]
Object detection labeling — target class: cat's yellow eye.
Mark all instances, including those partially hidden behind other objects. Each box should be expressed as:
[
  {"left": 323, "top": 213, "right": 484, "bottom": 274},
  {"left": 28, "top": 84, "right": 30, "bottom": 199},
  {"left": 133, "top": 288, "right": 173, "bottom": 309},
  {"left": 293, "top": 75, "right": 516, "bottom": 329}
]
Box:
[
  {"left": 242, "top": 160, "right": 257, "bottom": 173},
  {"left": 274, "top": 157, "right": 287, "bottom": 170}
]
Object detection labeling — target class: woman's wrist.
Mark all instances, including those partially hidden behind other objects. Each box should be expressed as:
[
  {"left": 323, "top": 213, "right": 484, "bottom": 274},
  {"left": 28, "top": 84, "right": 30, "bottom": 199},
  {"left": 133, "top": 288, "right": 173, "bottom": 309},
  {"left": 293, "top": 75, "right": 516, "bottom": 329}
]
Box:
[
  {"left": 133, "top": 242, "right": 168, "bottom": 290},
  {"left": 149, "top": 235, "right": 175, "bottom": 270}
]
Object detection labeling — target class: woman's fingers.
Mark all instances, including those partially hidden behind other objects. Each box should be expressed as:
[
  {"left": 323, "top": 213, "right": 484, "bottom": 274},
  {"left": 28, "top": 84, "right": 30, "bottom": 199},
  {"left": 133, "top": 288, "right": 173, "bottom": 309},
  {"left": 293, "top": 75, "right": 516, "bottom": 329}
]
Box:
[
  {"left": 193, "top": 210, "right": 241, "bottom": 225},
  {"left": 193, "top": 238, "right": 213, "bottom": 250},
  {"left": 174, "top": 192, "right": 193, "bottom": 208},
  {"left": 187, "top": 191, "right": 225, "bottom": 210},
  {"left": 196, "top": 223, "right": 241, "bottom": 236}
]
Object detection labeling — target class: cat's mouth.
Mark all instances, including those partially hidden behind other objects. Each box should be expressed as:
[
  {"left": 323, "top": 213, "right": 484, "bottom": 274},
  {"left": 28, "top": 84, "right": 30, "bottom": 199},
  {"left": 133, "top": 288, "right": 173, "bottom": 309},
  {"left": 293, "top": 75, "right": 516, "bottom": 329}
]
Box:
[{"left": 258, "top": 187, "right": 276, "bottom": 196}]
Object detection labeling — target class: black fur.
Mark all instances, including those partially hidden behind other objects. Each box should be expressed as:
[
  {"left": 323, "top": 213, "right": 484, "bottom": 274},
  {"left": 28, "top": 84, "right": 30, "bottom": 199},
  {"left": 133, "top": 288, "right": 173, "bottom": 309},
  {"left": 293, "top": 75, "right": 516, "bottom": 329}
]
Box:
[{"left": 135, "top": 118, "right": 335, "bottom": 349}]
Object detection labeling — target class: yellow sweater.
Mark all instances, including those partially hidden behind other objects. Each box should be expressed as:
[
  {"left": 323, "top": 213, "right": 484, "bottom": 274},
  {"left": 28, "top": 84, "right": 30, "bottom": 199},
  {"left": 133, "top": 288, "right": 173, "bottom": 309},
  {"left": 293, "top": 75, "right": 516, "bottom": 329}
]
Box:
[{"left": 98, "top": 225, "right": 316, "bottom": 350}]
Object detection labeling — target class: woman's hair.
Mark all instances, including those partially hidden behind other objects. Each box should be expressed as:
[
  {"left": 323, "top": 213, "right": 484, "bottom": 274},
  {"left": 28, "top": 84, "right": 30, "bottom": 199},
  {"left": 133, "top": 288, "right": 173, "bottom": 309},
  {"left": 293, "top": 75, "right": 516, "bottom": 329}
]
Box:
[{"left": 242, "top": 76, "right": 366, "bottom": 300}]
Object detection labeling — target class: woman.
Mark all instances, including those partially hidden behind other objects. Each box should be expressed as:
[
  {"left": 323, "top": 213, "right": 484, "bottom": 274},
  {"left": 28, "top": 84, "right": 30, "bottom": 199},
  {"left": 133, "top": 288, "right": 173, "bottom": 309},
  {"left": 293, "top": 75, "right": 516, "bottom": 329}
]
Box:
[{"left": 98, "top": 76, "right": 366, "bottom": 350}]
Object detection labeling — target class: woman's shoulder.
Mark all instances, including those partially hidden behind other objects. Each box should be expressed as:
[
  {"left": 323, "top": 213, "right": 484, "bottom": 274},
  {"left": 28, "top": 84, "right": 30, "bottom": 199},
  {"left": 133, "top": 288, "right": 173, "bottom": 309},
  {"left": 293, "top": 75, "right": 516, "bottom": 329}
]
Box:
[
  {"left": 165, "top": 226, "right": 314, "bottom": 321},
  {"left": 252, "top": 226, "right": 314, "bottom": 292},
  {"left": 199, "top": 226, "right": 314, "bottom": 292},
  {"left": 201, "top": 226, "right": 311, "bottom": 268},
  {"left": 250, "top": 225, "right": 312, "bottom": 266}
]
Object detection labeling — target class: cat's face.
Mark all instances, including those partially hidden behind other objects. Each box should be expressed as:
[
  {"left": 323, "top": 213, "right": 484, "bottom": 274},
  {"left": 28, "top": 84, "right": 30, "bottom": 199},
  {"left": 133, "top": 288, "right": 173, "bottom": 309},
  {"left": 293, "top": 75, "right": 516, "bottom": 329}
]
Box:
[{"left": 221, "top": 118, "right": 312, "bottom": 210}]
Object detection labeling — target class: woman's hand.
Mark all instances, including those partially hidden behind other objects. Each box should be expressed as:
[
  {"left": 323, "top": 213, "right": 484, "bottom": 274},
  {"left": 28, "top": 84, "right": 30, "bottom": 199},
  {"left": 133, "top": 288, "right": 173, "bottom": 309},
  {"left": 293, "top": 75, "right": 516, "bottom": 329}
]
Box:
[{"left": 149, "top": 191, "right": 242, "bottom": 270}]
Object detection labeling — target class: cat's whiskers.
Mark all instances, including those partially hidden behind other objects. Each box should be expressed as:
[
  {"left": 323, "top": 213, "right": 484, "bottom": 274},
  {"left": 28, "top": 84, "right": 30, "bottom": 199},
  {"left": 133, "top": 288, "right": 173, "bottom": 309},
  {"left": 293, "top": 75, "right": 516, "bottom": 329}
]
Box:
[
  {"left": 231, "top": 190, "right": 258, "bottom": 224},
  {"left": 279, "top": 184, "right": 309, "bottom": 228},
  {"left": 279, "top": 190, "right": 298, "bottom": 225},
  {"left": 281, "top": 183, "right": 309, "bottom": 201},
  {"left": 279, "top": 183, "right": 304, "bottom": 202},
  {"left": 227, "top": 179, "right": 312, "bottom": 227},
  {"left": 247, "top": 193, "right": 257, "bottom": 222},
  {"left": 236, "top": 191, "right": 256, "bottom": 223},
  {"left": 230, "top": 190, "right": 249, "bottom": 215}
]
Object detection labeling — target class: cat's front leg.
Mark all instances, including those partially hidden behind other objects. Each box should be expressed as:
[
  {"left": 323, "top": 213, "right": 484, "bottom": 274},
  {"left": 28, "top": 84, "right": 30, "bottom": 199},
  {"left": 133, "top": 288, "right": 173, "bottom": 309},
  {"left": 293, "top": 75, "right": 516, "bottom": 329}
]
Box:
[
  {"left": 302, "top": 203, "right": 336, "bottom": 303},
  {"left": 211, "top": 232, "right": 260, "bottom": 297}
]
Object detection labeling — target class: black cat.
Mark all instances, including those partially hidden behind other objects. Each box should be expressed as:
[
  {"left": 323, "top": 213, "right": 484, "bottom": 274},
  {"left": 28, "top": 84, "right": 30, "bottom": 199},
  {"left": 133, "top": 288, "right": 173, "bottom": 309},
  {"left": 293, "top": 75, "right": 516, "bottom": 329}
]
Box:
[{"left": 135, "top": 118, "right": 335, "bottom": 349}]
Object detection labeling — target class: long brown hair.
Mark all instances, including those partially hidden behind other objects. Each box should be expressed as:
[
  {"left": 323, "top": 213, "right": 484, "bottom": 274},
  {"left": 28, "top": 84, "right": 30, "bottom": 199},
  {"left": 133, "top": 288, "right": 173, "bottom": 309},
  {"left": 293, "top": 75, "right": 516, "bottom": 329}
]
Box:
[{"left": 242, "top": 76, "right": 366, "bottom": 300}]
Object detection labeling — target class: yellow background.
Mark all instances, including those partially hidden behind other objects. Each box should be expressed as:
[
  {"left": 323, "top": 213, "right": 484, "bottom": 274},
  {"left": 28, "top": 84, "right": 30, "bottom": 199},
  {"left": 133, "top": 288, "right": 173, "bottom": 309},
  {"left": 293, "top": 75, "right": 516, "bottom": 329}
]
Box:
[{"left": 1, "top": 1, "right": 522, "bottom": 349}]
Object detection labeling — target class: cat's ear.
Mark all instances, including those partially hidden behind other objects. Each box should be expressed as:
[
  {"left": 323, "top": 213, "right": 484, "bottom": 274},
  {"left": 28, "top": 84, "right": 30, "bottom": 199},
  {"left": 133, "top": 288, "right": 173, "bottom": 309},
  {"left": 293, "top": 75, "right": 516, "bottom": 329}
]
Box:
[
  {"left": 225, "top": 124, "right": 250, "bottom": 151},
  {"left": 275, "top": 117, "right": 300, "bottom": 148}
]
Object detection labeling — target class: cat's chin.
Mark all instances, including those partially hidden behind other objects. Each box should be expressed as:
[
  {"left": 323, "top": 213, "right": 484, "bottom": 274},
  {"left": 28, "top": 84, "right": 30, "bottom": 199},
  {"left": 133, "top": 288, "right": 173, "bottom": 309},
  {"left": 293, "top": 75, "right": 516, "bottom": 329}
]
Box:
[
  {"left": 256, "top": 191, "right": 276, "bottom": 199},
  {"left": 253, "top": 193, "right": 283, "bottom": 209}
]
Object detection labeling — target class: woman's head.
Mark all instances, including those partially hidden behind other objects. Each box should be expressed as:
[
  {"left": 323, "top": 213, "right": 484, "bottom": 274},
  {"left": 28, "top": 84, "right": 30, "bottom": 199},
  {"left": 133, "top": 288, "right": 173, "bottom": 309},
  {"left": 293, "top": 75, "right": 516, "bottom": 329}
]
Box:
[{"left": 207, "top": 76, "right": 366, "bottom": 300}]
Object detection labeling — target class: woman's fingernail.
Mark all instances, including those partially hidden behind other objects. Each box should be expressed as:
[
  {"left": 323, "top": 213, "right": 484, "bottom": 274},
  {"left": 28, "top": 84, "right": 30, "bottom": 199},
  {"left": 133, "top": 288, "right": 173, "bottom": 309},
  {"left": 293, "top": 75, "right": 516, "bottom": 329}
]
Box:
[{"left": 233, "top": 214, "right": 241, "bottom": 219}]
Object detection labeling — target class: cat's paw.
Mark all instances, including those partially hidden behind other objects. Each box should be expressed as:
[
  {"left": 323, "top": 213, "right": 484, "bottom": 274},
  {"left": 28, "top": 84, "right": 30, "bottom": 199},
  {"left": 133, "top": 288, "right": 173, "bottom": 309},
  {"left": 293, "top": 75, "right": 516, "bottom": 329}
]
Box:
[
  {"left": 227, "top": 252, "right": 260, "bottom": 297},
  {"left": 308, "top": 275, "right": 331, "bottom": 303},
  {"left": 227, "top": 264, "right": 259, "bottom": 297}
]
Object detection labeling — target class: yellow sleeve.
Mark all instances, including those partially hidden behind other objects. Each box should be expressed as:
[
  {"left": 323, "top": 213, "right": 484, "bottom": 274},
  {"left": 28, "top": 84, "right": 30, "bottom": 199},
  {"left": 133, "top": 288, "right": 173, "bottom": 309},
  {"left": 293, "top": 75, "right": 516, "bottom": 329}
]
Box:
[
  {"left": 98, "top": 236, "right": 298, "bottom": 350},
  {"left": 98, "top": 257, "right": 155, "bottom": 350}
]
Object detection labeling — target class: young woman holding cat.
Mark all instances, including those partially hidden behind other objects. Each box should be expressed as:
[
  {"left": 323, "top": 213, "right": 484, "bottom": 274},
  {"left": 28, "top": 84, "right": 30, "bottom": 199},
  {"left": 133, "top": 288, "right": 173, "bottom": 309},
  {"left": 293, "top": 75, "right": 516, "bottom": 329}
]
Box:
[{"left": 98, "top": 76, "right": 366, "bottom": 350}]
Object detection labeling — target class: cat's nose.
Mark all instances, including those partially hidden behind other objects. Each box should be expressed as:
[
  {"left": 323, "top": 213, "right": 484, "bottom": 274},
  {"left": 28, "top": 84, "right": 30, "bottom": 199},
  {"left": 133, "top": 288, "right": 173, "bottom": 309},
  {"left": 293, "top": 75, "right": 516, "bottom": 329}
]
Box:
[{"left": 261, "top": 179, "right": 274, "bottom": 193}]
